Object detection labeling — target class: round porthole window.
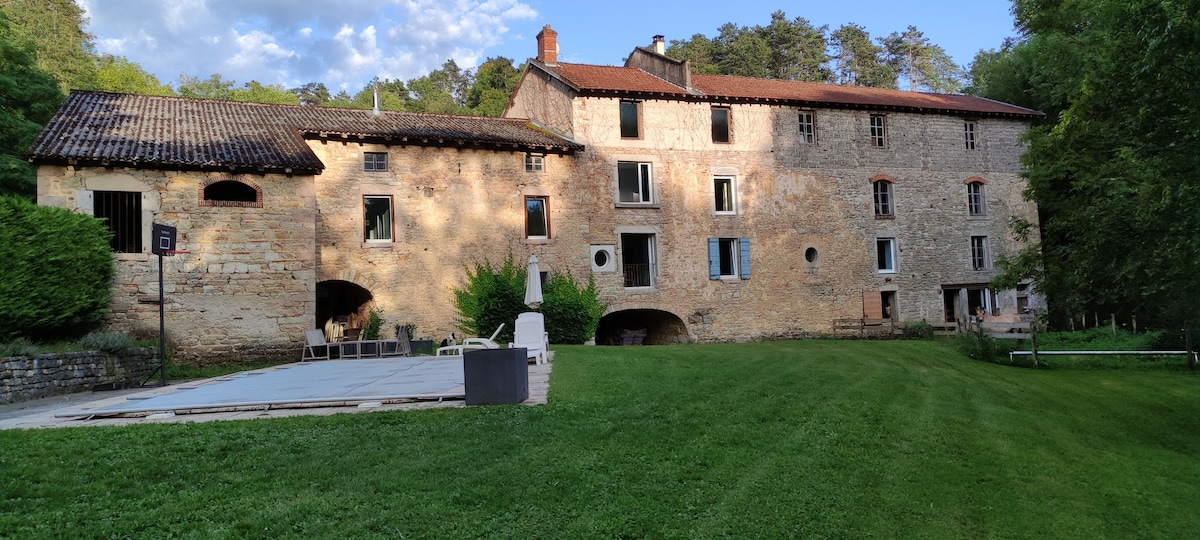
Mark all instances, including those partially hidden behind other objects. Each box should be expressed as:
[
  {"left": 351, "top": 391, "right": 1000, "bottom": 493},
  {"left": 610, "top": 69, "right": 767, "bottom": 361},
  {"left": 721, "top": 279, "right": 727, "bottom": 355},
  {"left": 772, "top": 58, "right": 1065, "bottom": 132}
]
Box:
[
  {"left": 594, "top": 249, "right": 609, "bottom": 268},
  {"left": 805, "top": 247, "right": 818, "bottom": 263}
]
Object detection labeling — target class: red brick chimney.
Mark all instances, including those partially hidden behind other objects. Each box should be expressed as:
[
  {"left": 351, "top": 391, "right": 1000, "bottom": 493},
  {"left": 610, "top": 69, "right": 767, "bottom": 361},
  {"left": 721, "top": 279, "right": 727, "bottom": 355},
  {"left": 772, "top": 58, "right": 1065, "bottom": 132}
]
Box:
[{"left": 536, "top": 25, "right": 558, "bottom": 65}]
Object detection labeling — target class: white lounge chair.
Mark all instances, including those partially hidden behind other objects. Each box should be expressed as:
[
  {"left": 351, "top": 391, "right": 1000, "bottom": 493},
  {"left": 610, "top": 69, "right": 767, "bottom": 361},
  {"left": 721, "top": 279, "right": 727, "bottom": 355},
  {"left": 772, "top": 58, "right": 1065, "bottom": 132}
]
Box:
[
  {"left": 509, "top": 313, "right": 549, "bottom": 365},
  {"left": 436, "top": 324, "right": 504, "bottom": 357}
]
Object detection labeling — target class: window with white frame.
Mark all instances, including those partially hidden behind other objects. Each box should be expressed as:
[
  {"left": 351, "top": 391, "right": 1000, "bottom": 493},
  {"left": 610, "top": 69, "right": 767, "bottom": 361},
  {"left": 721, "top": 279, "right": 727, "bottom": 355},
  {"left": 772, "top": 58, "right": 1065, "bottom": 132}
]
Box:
[
  {"left": 621, "top": 233, "right": 656, "bottom": 288},
  {"left": 525, "top": 153, "right": 544, "bottom": 172},
  {"left": 364, "top": 152, "right": 388, "bottom": 171},
  {"left": 876, "top": 238, "right": 896, "bottom": 273},
  {"left": 713, "top": 176, "right": 735, "bottom": 214},
  {"left": 967, "top": 181, "right": 986, "bottom": 216},
  {"left": 617, "top": 161, "right": 653, "bottom": 204},
  {"left": 363, "top": 195, "right": 393, "bottom": 241},
  {"left": 870, "top": 114, "right": 887, "bottom": 148},
  {"left": 873, "top": 179, "right": 894, "bottom": 217},
  {"left": 708, "top": 237, "right": 751, "bottom": 279},
  {"left": 525, "top": 196, "right": 549, "bottom": 239},
  {"left": 798, "top": 112, "right": 815, "bottom": 144},
  {"left": 711, "top": 106, "right": 731, "bottom": 143},
  {"left": 971, "top": 236, "right": 990, "bottom": 270},
  {"left": 964, "top": 121, "right": 977, "bottom": 150},
  {"left": 620, "top": 100, "right": 641, "bottom": 139}
]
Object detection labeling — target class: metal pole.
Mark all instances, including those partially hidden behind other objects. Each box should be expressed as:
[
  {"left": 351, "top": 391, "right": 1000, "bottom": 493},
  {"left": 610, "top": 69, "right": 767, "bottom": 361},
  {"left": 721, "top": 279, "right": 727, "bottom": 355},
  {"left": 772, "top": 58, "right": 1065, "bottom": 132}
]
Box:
[{"left": 158, "top": 252, "right": 166, "bottom": 386}]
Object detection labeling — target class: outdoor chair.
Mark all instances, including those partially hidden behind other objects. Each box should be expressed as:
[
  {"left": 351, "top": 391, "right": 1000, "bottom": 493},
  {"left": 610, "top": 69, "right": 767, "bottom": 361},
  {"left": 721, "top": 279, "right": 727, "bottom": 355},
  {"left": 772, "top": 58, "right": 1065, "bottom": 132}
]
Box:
[
  {"left": 436, "top": 324, "right": 504, "bottom": 357},
  {"left": 381, "top": 331, "right": 412, "bottom": 357},
  {"left": 509, "top": 313, "right": 549, "bottom": 365},
  {"left": 302, "top": 329, "right": 330, "bottom": 361}
]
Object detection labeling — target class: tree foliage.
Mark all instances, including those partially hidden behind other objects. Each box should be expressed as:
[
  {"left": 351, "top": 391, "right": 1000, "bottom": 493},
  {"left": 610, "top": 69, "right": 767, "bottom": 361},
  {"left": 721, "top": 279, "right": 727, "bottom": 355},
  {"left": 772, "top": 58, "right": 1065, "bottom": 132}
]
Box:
[
  {"left": 92, "top": 54, "right": 174, "bottom": 96},
  {"left": 0, "top": 12, "right": 64, "bottom": 197},
  {"left": 540, "top": 272, "right": 606, "bottom": 345},
  {"left": 978, "top": 0, "right": 1200, "bottom": 328},
  {"left": 0, "top": 196, "right": 114, "bottom": 341},
  {"left": 466, "top": 57, "right": 521, "bottom": 117},
  {"left": 878, "top": 26, "right": 964, "bottom": 92},
  {"left": 451, "top": 256, "right": 527, "bottom": 344},
  {"left": 830, "top": 24, "right": 895, "bottom": 88},
  {"left": 0, "top": 0, "right": 95, "bottom": 92}
]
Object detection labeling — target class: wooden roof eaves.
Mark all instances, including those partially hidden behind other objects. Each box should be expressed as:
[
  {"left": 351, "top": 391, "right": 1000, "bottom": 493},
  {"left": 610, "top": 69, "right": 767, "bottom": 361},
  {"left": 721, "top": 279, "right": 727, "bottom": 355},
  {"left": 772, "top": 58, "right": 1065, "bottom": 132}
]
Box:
[
  {"left": 300, "top": 130, "right": 581, "bottom": 154},
  {"left": 32, "top": 156, "right": 321, "bottom": 176}
]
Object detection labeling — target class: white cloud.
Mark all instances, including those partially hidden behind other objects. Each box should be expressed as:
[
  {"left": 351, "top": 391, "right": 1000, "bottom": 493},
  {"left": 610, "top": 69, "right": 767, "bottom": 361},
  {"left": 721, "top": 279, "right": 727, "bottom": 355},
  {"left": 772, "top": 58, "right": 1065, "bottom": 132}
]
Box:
[{"left": 82, "top": 0, "right": 538, "bottom": 92}]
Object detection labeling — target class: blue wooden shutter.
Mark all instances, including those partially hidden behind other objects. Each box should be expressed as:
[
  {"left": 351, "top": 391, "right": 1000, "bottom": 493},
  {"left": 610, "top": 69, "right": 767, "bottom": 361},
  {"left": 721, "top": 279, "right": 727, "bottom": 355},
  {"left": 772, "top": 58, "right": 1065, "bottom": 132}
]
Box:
[
  {"left": 707, "top": 238, "right": 720, "bottom": 279},
  {"left": 739, "top": 238, "right": 751, "bottom": 279}
]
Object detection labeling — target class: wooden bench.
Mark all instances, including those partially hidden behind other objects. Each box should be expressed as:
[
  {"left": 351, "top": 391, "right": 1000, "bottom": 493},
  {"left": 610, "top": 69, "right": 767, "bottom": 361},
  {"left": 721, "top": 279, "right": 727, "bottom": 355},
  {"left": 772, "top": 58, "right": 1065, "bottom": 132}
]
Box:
[{"left": 832, "top": 318, "right": 895, "bottom": 338}]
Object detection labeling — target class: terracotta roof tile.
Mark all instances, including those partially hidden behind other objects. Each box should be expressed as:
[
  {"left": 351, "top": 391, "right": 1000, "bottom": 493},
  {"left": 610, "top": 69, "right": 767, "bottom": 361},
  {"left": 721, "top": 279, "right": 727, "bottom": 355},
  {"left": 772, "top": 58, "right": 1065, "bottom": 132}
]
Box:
[
  {"left": 543, "top": 62, "right": 1040, "bottom": 118},
  {"left": 27, "top": 91, "right": 581, "bottom": 173}
]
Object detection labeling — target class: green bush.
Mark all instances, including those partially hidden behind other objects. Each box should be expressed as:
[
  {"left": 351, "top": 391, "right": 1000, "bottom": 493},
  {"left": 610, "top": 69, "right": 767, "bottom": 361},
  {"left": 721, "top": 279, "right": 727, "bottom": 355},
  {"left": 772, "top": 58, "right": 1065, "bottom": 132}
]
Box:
[
  {"left": 362, "top": 308, "right": 385, "bottom": 340},
  {"left": 452, "top": 255, "right": 526, "bottom": 344},
  {"left": 0, "top": 196, "right": 114, "bottom": 341},
  {"left": 951, "top": 333, "right": 1019, "bottom": 364},
  {"left": 0, "top": 337, "right": 39, "bottom": 357},
  {"left": 541, "top": 272, "right": 606, "bottom": 344},
  {"left": 901, "top": 320, "right": 934, "bottom": 339},
  {"left": 79, "top": 331, "right": 133, "bottom": 354}
]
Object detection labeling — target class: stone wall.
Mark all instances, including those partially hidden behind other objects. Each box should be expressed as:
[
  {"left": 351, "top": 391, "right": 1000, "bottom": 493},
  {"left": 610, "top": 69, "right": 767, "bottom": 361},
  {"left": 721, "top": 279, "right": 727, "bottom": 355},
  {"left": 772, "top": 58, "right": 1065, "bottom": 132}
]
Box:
[{"left": 0, "top": 349, "right": 157, "bottom": 405}]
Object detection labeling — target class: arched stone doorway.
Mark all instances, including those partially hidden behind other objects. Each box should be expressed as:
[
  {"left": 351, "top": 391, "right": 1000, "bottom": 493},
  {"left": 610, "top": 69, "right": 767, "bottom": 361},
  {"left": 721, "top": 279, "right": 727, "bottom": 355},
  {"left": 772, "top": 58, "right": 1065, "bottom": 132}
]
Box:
[
  {"left": 595, "top": 309, "right": 689, "bottom": 345},
  {"left": 316, "top": 280, "right": 373, "bottom": 340}
]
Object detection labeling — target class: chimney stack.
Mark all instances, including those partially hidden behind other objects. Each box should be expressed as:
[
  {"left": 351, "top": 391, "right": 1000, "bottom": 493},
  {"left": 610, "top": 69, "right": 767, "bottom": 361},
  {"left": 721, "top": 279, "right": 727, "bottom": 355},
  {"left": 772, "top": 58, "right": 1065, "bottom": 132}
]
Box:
[
  {"left": 652, "top": 35, "right": 665, "bottom": 55},
  {"left": 536, "top": 25, "right": 558, "bottom": 65}
]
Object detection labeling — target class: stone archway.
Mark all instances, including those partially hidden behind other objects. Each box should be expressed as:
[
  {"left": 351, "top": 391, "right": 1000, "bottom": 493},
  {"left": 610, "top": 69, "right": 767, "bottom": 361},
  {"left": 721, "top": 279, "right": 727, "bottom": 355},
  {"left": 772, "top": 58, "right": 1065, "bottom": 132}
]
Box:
[
  {"left": 316, "top": 280, "right": 374, "bottom": 340},
  {"left": 595, "top": 309, "right": 689, "bottom": 345}
]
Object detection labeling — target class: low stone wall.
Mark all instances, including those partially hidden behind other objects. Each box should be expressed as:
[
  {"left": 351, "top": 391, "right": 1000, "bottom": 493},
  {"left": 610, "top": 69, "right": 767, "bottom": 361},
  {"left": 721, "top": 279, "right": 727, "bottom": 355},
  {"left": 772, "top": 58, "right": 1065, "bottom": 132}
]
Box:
[{"left": 0, "top": 348, "right": 158, "bottom": 405}]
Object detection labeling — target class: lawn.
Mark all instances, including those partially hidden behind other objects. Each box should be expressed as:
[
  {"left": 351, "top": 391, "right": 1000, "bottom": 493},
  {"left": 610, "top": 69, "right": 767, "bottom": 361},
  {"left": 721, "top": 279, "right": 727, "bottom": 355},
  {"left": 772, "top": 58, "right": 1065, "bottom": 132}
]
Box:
[{"left": 1, "top": 340, "right": 1196, "bottom": 538}]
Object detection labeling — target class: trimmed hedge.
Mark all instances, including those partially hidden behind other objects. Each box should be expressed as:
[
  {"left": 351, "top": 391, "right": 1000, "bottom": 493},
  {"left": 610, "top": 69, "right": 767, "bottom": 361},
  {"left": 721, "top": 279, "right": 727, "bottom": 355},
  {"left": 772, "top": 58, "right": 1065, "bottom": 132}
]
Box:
[{"left": 0, "top": 196, "right": 114, "bottom": 340}]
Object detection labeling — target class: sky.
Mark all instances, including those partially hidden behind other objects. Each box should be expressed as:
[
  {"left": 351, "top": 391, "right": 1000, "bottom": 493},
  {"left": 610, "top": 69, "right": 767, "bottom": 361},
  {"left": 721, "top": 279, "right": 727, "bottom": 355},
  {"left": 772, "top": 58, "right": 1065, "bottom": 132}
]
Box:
[{"left": 79, "top": 0, "right": 1020, "bottom": 94}]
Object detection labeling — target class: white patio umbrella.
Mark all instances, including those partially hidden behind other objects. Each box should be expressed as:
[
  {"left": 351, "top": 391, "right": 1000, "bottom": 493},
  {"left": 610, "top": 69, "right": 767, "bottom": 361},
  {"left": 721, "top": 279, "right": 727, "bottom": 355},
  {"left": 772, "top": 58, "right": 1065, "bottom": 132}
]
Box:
[{"left": 524, "top": 254, "right": 543, "bottom": 309}]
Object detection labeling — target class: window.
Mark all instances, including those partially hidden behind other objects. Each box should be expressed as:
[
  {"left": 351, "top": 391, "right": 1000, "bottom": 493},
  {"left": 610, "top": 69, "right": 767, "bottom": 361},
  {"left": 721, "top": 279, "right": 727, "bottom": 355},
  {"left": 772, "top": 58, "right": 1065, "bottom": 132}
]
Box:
[
  {"left": 798, "top": 112, "right": 815, "bottom": 144},
  {"left": 363, "top": 196, "right": 392, "bottom": 241},
  {"left": 617, "top": 161, "right": 653, "bottom": 204},
  {"left": 876, "top": 238, "right": 896, "bottom": 273},
  {"left": 94, "top": 191, "right": 142, "bottom": 253},
  {"left": 873, "top": 179, "right": 894, "bottom": 217},
  {"left": 967, "top": 181, "right": 986, "bottom": 216},
  {"left": 203, "top": 180, "right": 257, "bottom": 203},
  {"left": 870, "top": 114, "right": 887, "bottom": 148},
  {"left": 364, "top": 152, "right": 388, "bottom": 172},
  {"left": 620, "top": 100, "right": 641, "bottom": 139},
  {"left": 525, "top": 153, "right": 544, "bottom": 172},
  {"left": 713, "top": 176, "right": 735, "bottom": 214},
  {"left": 964, "top": 121, "right": 977, "bottom": 150},
  {"left": 971, "top": 236, "right": 990, "bottom": 270},
  {"left": 708, "top": 237, "right": 751, "bottom": 280},
  {"left": 621, "top": 233, "right": 656, "bottom": 288},
  {"left": 525, "top": 196, "right": 549, "bottom": 239},
  {"left": 711, "top": 107, "right": 730, "bottom": 143}
]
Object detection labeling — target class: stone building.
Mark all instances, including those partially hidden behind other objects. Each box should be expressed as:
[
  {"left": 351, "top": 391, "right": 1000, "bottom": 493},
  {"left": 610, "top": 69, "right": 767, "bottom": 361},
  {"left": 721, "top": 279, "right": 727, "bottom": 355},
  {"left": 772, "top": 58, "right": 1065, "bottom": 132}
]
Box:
[{"left": 28, "top": 27, "right": 1042, "bottom": 362}]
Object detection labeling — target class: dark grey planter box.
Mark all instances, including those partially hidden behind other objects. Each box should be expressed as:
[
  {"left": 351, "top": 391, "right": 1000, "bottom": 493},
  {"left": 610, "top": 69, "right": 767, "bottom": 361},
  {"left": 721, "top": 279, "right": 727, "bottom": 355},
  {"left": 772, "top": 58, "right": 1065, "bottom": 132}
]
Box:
[{"left": 463, "top": 348, "right": 529, "bottom": 405}]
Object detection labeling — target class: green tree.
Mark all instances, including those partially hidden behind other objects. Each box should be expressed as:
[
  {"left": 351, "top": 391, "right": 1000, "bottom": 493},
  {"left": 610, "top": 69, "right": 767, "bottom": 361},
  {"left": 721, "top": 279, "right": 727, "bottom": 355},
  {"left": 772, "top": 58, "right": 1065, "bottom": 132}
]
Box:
[
  {"left": 0, "top": 12, "right": 64, "bottom": 197},
  {"left": 91, "top": 54, "right": 175, "bottom": 96},
  {"left": 466, "top": 56, "right": 520, "bottom": 117},
  {"left": 289, "top": 82, "right": 331, "bottom": 106},
  {"left": 176, "top": 73, "right": 236, "bottom": 100},
  {"left": 232, "top": 81, "right": 299, "bottom": 105},
  {"left": 830, "top": 24, "right": 896, "bottom": 88},
  {"left": 879, "top": 26, "right": 963, "bottom": 92},
  {"left": 759, "top": 11, "right": 830, "bottom": 82},
  {"left": 665, "top": 34, "right": 721, "bottom": 74},
  {"left": 987, "top": 0, "right": 1200, "bottom": 329},
  {"left": 0, "top": 0, "right": 96, "bottom": 92},
  {"left": 324, "top": 78, "right": 406, "bottom": 111},
  {"left": 716, "top": 23, "right": 772, "bottom": 78},
  {"left": 404, "top": 59, "right": 471, "bottom": 114}
]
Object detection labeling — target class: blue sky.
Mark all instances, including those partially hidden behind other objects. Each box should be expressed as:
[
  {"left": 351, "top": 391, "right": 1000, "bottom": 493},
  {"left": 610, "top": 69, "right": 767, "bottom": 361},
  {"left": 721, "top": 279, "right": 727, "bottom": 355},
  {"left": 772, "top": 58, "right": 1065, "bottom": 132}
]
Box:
[{"left": 80, "top": 0, "right": 1019, "bottom": 94}]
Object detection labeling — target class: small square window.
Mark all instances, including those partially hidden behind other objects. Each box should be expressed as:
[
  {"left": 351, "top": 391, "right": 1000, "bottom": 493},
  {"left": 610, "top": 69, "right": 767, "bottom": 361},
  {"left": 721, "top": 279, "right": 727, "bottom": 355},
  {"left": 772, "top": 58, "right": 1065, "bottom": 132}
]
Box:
[
  {"left": 364, "top": 152, "right": 388, "bottom": 172},
  {"left": 971, "top": 236, "right": 990, "bottom": 270},
  {"left": 364, "top": 195, "right": 392, "bottom": 241},
  {"left": 873, "top": 180, "right": 894, "bottom": 217},
  {"left": 525, "top": 153, "right": 544, "bottom": 172},
  {"left": 876, "top": 238, "right": 896, "bottom": 273},
  {"left": 711, "top": 107, "right": 730, "bottom": 143},
  {"left": 798, "top": 112, "right": 815, "bottom": 144},
  {"left": 714, "top": 176, "right": 735, "bottom": 214},
  {"left": 620, "top": 100, "right": 641, "bottom": 139},
  {"left": 525, "top": 196, "right": 549, "bottom": 239},
  {"left": 617, "top": 161, "right": 653, "bottom": 204},
  {"left": 870, "top": 115, "right": 887, "bottom": 148},
  {"left": 964, "top": 121, "right": 977, "bottom": 150}
]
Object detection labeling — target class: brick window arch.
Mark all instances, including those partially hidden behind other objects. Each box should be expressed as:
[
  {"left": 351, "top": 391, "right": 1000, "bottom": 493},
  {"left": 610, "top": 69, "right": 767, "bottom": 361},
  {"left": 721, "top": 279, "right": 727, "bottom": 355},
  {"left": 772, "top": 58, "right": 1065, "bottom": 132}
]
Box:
[{"left": 200, "top": 176, "right": 264, "bottom": 208}]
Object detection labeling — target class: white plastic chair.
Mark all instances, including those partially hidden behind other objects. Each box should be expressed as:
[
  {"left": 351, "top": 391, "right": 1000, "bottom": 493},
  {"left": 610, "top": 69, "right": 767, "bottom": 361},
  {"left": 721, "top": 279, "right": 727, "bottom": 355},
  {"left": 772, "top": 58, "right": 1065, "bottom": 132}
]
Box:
[
  {"left": 509, "top": 313, "right": 549, "bottom": 365},
  {"left": 436, "top": 324, "right": 504, "bottom": 356}
]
